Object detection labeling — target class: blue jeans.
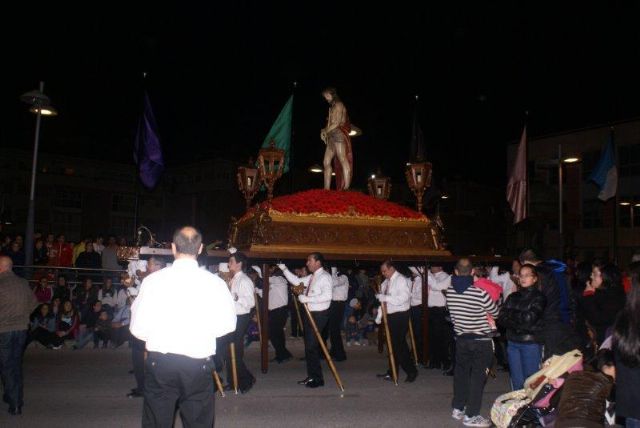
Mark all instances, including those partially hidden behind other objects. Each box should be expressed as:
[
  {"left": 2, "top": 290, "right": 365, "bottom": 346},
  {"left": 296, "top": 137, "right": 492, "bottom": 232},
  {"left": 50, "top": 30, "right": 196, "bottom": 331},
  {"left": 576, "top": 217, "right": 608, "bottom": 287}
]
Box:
[
  {"left": 627, "top": 417, "right": 640, "bottom": 428},
  {"left": 0, "top": 330, "right": 28, "bottom": 409},
  {"left": 507, "top": 341, "right": 542, "bottom": 390},
  {"left": 74, "top": 328, "right": 95, "bottom": 349}
]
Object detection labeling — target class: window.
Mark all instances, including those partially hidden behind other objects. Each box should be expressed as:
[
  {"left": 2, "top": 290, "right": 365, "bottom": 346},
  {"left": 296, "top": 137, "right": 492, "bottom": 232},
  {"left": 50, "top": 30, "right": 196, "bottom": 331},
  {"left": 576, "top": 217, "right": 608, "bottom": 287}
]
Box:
[
  {"left": 53, "top": 188, "right": 82, "bottom": 210},
  {"left": 112, "top": 194, "right": 135, "bottom": 213},
  {"left": 619, "top": 144, "right": 640, "bottom": 178}
]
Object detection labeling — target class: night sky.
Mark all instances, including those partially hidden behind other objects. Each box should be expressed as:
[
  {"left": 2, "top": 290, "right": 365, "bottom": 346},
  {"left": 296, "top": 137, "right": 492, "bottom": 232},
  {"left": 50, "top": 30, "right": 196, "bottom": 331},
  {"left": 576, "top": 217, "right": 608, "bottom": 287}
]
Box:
[{"left": 4, "top": 3, "right": 640, "bottom": 189}]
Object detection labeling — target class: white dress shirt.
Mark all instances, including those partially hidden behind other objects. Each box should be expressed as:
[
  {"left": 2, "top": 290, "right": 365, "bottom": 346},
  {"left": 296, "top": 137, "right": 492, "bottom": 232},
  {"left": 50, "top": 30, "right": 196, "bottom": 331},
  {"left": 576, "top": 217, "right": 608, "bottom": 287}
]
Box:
[
  {"left": 255, "top": 275, "right": 289, "bottom": 310},
  {"left": 283, "top": 267, "right": 332, "bottom": 312},
  {"left": 489, "top": 266, "right": 516, "bottom": 300},
  {"left": 230, "top": 271, "right": 255, "bottom": 315},
  {"left": 427, "top": 271, "right": 451, "bottom": 307},
  {"left": 380, "top": 271, "right": 411, "bottom": 314},
  {"left": 410, "top": 275, "right": 422, "bottom": 307},
  {"left": 130, "top": 258, "right": 236, "bottom": 359},
  {"left": 331, "top": 272, "right": 349, "bottom": 302}
]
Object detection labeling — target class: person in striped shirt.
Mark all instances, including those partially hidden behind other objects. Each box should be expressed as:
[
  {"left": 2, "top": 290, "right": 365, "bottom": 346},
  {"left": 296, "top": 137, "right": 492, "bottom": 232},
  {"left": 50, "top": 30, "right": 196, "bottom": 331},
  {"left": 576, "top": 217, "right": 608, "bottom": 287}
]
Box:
[{"left": 446, "top": 258, "right": 499, "bottom": 428}]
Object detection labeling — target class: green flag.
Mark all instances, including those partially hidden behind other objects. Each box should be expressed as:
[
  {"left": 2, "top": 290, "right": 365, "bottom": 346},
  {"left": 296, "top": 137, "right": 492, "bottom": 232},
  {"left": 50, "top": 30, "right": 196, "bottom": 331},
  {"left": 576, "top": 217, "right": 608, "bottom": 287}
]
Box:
[{"left": 261, "top": 95, "right": 293, "bottom": 173}]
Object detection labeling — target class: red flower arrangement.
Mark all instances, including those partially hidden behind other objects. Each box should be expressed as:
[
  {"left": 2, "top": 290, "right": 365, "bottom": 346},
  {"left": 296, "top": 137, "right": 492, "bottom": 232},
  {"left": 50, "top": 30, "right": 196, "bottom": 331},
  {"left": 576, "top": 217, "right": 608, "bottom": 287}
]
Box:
[{"left": 242, "top": 190, "right": 426, "bottom": 222}]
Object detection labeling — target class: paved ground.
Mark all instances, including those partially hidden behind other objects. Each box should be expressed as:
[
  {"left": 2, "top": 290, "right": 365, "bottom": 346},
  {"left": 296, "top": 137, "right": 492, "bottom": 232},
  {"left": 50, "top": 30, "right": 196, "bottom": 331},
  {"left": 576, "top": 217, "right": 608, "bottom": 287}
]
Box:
[{"left": 0, "top": 339, "right": 510, "bottom": 427}]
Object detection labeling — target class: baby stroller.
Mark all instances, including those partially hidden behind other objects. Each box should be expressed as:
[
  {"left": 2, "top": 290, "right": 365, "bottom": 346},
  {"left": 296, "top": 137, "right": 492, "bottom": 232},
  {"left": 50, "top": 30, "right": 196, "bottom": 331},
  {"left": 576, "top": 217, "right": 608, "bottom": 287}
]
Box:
[{"left": 491, "top": 349, "right": 583, "bottom": 428}]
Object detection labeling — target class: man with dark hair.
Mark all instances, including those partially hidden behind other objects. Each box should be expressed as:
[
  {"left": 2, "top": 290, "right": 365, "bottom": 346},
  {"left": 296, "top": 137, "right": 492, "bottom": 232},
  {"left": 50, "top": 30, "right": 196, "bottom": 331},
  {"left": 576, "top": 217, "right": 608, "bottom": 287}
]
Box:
[
  {"left": 446, "top": 258, "right": 497, "bottom": 427},
  {"left": 279, "top": 253, "right": 333, "bottom": 388},
  {"left": 225, "top": 251, "right": 256, "bottom": 393},
  {"left": 519, "top": 248, "right": 578, "bottom": 358},
  {"left": 130, "top": 226, "right": 236, "bottom": 427},
  {"left": 376, "top": 260, "right": 418, "bottom": 382},
  {"left": 0, "top": 256, "right": 37, "bottom": 415}
]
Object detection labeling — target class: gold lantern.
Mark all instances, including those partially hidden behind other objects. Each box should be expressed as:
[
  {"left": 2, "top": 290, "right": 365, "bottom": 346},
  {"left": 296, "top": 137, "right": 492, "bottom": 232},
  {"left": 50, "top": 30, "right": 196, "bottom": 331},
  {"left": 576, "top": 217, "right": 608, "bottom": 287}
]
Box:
[
  {"left": 237, "top": 166, "right": 261, "bottom": 210},
  {"left": 405, "top": 162, "right": 432, "bottom": 212},
  {"left": 367, "top": 174, "right": 392, "bottom": 200},
  {"left": 257, "top": 140, "right": 286, "bottom": 202}
]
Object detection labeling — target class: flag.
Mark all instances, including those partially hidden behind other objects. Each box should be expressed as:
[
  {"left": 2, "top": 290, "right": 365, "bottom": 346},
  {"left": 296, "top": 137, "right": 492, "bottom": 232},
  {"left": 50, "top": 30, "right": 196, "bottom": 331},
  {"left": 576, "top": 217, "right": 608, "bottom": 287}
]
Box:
[
  {"left": 588, "top": 135, "right": 617, "bottom": 201},
  {"left": 261, "top": 95, "right": 293, "bottom": 173},
  {"left": 506, "top": 127, "right": 527, "bottom": 224},
  {"left": 134, "top": 92, "right": 164, "bottom": 189},
  {"left": 410, "top": 104, "right": 425, "bottom": 161}
]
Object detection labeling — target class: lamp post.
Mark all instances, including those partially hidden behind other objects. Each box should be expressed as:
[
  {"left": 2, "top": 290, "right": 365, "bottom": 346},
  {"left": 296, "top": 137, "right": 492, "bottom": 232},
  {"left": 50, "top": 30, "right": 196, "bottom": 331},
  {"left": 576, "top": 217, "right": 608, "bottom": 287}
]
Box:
[
  {"left": 367, "top": 174, "right": 391, "bottom": 200},
  {"left": 236, "top": 166, "right": 261, "bottom": 210},
  {"left": 555, "top": 144, "right": 581, "bottom": 258},
  {"left": 20, "top": 82, "right": 57, "bottom": 266},
  {"left": 257, "top": 140, "right": 285, "bottom": 202},
  {"left": 405, "top": 161, "right": 432, "bottom": 212}
]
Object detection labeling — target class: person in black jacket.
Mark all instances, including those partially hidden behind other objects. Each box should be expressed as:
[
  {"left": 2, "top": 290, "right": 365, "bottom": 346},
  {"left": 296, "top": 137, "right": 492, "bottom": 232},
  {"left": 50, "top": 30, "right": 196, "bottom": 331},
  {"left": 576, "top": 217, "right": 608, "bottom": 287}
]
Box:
[
  {"left": 498, "top": 264, "right": 546, "bottom": 390},
  {"left": 579, "top": 262, "right": 626, "bottom": 345}
]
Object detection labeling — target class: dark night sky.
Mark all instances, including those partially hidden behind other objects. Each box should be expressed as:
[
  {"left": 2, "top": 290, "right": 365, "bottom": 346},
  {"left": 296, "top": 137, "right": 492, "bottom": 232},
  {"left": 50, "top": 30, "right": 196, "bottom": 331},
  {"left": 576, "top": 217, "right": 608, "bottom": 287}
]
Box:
[{"left": 3, "top": 3, "right": 640, "bottom": 188}]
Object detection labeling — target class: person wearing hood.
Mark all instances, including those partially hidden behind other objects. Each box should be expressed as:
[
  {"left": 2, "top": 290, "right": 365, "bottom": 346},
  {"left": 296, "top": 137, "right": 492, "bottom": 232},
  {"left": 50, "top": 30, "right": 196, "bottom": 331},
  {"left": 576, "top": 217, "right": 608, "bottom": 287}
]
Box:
[{"left": 446, "top": 258, "right": 498, "bottom": 428}]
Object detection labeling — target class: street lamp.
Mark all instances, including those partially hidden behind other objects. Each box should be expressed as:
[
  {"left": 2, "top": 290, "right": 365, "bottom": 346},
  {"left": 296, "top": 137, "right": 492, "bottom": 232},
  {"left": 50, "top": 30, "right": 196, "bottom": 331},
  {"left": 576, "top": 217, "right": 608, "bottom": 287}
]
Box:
[
  {"left": 20, "top": 81, "right": 57, "bottom": 266},
  {"left": 236, "top": 166, "right": 261, "bottom": 210},
  {"left": 257, "top": 140, "right": 285, "bottom": 202},
  {"left": 405, "top": 161, "right": 433, "bottom": 212},
  {"left": 368, "top": 173, "right": 391, "bottom": 200}
]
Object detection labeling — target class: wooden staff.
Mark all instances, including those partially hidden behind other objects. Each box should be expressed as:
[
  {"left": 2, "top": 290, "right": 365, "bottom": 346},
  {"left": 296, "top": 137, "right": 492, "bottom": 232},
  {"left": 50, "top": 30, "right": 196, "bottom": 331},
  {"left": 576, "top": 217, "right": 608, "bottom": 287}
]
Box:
[
  {"left": 230, "top": 342, "right": 239, "bottom": 394},
  {"left": 380, "top": 301, "right": 398, "bottom": 386},
  {"left": 292, "top": 288, "right": 305, "bottom": 335},
  {"left": 254, "top": 291, "right": 263, "bottom": 347},
  {"left": 301, "top": 301, "right": 345, "bottom": 392},
  {"left": 212, "top": 371, "right": 225, "bottom": 398},
  {"left": 407, "top": 319, "right": 418, "bottom": 366},
  {"left": 376, "top": 277, "right": 398, "bottom": 386}
]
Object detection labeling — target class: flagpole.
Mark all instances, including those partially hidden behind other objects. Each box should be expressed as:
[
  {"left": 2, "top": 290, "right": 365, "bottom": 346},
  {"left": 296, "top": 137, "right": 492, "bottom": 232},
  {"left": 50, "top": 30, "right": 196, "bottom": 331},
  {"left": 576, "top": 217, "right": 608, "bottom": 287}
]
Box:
[
  {"left": 133, "top": 73, "right": 146, "bottom": 244},
  {"left": 289, "top": 81, "right": 297, "bottom": 193},
  {"left": 611, "top": 126, "right": 619, "bottom": 264}
]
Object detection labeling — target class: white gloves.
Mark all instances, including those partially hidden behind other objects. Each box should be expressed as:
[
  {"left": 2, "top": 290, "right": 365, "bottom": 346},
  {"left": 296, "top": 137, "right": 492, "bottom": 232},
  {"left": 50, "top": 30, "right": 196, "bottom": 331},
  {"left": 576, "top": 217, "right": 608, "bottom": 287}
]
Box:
[
  {"left": 277, "top": 263, "right": 287, "bottom": 272},
  {"left": 375, "top": 309, "right": 383, "bottom": 325},
  {"left": 376, "top": 294, "right": 388, "bottom": 302},
  {"left": 298, "top": 295, "right": 310, "bottom": 304},
  {"left": 228, "top": 247, "right": 238, "bottom": 254},
  {"left": 408, "top": 266, "right": 419, "bottom": 276}
]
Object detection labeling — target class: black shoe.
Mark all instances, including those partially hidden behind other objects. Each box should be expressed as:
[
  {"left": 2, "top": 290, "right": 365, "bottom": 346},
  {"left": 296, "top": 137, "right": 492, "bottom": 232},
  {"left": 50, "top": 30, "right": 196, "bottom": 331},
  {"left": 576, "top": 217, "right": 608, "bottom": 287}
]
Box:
[
  {"left": 428, "top": 361, "right": 442, "bottom": 370},
  {"left": 223, "top": 384, "right": 234, "bottom": 392},
  {"left": 377, "top": 373, "right": 393, "bottom": 381},
  {"left": 277, "top": 356, "right": 293, "bottom": 364},
  {"left": 128, "top": 369, "right": 134, "bottom": 374},
  {"left": 443, "top": 367, "right": 454, "bottom": 376},
  {"left": 405, "top": 371, "right": 418, "bottom": 383},
  {"left": 298, "top": 357, "right": 306, "bottom": 361},
  {"left": 305, "top": 378, "right": 324, "bottom": 388},
  {"left": 240, "top": 379, "right": 255, "bottom": 394},
  {"left": 8, "top": 406, "right": 22, "bottom": 415},
  {"left": 297, "top": 377, "right": 312, "bottom": 385},
  {"left": 127, "top": 391, "right": 143, "bottom": 398}
]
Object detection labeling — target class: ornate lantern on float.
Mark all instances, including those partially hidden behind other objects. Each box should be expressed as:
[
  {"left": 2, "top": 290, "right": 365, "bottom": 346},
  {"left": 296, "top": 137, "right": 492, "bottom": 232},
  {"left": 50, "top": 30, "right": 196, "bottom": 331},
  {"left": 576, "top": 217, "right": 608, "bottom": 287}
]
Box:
[
  {"left": 257, "top": 140, "right": 286, "bottom": 202},
  {"left": 405, "top": 161, "right": 432, "bottom": 212},
  {"left": 367, "top": 173, "right": 391, "bottom": 200},
  {"left": 236, "top": 165, "right": 261, "bottom": 210}
]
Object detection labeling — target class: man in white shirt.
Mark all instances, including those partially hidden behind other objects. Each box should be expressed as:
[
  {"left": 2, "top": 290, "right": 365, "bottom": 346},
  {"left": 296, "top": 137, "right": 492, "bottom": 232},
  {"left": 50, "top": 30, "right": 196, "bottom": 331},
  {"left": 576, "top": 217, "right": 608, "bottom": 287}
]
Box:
[
  {"left": 376, "top": 260, "right": 418, "bottom": 383},
  {"left": 256, "top": 266, "right": 293, "bottom": 363},
  {"left": 321, "top": 267, "right": 348, "bottom": 361},
  {"left": 279, "top": 252, "right": 332, "bottom": 388},
  {"left": 130, "top": 226, "right": 236, "bottom": 427},
  {"left": 427, "top": 264, "right": 453, "bottom": 371},
  {"left": 224, "top": 251, "right": 256, "bottom": 393}
]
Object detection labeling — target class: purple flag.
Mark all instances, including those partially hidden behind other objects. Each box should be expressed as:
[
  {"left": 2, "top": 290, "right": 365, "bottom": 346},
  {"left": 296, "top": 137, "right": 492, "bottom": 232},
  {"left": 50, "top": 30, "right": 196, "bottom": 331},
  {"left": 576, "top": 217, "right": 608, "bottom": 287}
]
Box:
[
  {"left": 507, "top": 127, "right": 527, "bottom": 224},
  {"left": 134, "top": 93, "right": 164, "bottom": 189}
]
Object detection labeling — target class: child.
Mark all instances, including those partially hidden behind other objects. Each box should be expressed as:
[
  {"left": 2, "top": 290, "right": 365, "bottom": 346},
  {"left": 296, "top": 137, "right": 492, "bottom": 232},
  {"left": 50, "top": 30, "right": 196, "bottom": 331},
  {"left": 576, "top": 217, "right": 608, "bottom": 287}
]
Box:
[
  {"left": 93, "top": 311, "right": 112, "bottom": 349},
  {"left": 345, "top": 298, "right": 362, "bottom": 346},
  {"left": 473, "top": 266, "right": 503, "bottom": 333}
]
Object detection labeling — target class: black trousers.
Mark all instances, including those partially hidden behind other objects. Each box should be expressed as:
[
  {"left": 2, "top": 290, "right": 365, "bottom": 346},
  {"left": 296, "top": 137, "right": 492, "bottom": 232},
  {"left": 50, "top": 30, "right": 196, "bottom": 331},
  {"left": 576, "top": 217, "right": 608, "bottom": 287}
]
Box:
[
  {"left": 387, "top": 310, "right": 417, "bottom": 376},
  {"left": 321, "top": 300, "right": 346, "bottom": 360},
  {"left": 428, "top": 306, "right": 451, "bottom": 367},
  {"left": 452, "top": 338, "right": 493, "bottom": 417},
  {"left": 289, "top": 295, "right": 303, "bottom": 337},
  {"left": 131, "top": 337, "right": 146, "bottom": 392},
  {"left": 143, "top": 352, "right": 215, "bottom": 428},
  {"left": 303, "top": 309, "right": 330, "bottom": 380},
  {"left": 269, "top": 306, "right": 292, "bottom": 361},
  {"left": 410, "top": 305, "right": 423, "bottom": 364},
  {"left": 223, "top": 313, "right": 254, "bottom": 389}
]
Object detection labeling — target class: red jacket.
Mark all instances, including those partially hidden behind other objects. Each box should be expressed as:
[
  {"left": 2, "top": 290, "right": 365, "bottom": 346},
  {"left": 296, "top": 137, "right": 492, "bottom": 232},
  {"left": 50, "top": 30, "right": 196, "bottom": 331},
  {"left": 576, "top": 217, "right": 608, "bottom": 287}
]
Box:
[
  {"left": 474, "top": 278, "right": 503, "bottom": 302},
  {"left": 48, "top": 243, "right": 73, "bottom": 267}
]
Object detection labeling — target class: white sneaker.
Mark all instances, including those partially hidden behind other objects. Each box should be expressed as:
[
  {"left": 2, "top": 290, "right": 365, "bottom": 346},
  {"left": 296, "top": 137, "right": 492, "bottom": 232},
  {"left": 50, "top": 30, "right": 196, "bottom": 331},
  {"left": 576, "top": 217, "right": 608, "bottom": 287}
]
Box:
[
  {"left": 451, "top": 408, "right": 465, "bottom": 420},
  {"left": 354, "top": 341, "right": 361, "bottom": 346},
  {"left": 346, "top": 341, "right": 352, "bottom": 347},
  {"left": 462, "top": 415, "right": 491, "bottom": 427}
]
